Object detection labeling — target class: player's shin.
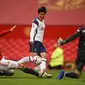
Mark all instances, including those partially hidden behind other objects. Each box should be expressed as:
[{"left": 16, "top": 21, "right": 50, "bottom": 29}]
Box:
[
  {"left": 20, "top": 66, "right": 39, "bottom": 77},
  {"left": 38, "top": 58, "right": 46, "bottom": 76},
  {"left": 38, "top": 58, "right": 52, "bottom": 78},
  {"left": 65, "top": 72, "right": 79, "bottom": 79}
]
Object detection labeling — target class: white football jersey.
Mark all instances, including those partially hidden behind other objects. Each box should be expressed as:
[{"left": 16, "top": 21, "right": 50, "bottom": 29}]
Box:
[
  {"left": 30, "top": 18, "right": 45, "bottom": 42},
  {"left": 0, "top": 57, "right": 18, "bottom": 70}
]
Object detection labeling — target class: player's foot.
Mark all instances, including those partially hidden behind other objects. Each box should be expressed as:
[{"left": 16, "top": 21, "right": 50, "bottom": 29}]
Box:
[
  {"left": 56, "top": 70, "right": 65, "bottom": 80},
  {"left": 42, "top": 72, "right": 52, "bottom": 78}
]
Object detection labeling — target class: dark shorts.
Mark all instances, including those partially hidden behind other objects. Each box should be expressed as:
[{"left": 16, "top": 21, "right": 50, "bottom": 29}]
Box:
[
  {"left": 29, "top": 41, "right": 46, "bottom": 55},
  {"left": 75, "top": 56, "right": 85, "bottom": 71},
  {"left": 75, "top": 49, "right": 85, "bottom": 70}
]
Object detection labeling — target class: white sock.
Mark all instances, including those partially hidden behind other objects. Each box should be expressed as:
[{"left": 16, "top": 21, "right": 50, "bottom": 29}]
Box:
[
  {"left": 38, "top": 59, "right": 46, "bottom": 75},
  {"left": 42, "top": 58, "right": 46, "bottom": 62},
  {"left": 17, "top": 56, "right": 33, "bottom": 64}
]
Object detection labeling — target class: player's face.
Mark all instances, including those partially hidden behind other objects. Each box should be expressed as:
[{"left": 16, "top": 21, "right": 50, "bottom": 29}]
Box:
[{"left": 38, "top": 12, "right": 45, "bottom": 21}]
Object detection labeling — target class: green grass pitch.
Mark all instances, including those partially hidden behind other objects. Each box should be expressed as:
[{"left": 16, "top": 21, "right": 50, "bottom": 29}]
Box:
[{"left": 0, "top": 70, "right": 85, "bottom": 85}]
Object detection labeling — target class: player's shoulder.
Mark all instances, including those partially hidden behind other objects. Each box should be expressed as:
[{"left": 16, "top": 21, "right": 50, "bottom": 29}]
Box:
[
  {"left": 80, "top": 26, "right": 85, "bottom": 30},
  {"left": 32, "top": 18, "right": 39, "bottom": 26},
  {"left": 77, "top": 26, "right": 85, "bottom": 32}
]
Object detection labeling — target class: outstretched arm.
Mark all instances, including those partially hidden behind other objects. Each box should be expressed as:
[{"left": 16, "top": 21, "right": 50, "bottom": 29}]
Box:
[
  {"left": 58, "top": 29, "right": 81, "bottom": 46},
  {"left": 0, "top": 25, "right": 16, "bottom": 37}
]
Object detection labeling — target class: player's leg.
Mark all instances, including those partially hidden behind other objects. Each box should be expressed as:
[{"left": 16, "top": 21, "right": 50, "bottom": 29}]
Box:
[
  {"left": 37, "top": 57, "right": 52, "bottom": 78},
  {"left": 34, "top": 64, "right": 52, "bottom": 78},
  {"left": 29, "top": 41, "right": 38, "bottom": 57},
  {"left": 39, "top": 44, "right": 52, "bottom": 78},
  {"left": 65, "top": 69, "right": 82, "bottom": 79},
  {"left": 29, "top": 41, "right": 43, "bottom": 75},
  {"left": 5, "top": 60, "right": 40, "bottom": 77},
  {"left": 39, "top": 52, "right": 46, "bottom": 72},
  {"left": 19, "top": 66, "right": 40, "bottom": 77},
  {"left": 29, "top": 41, "right": 52, "bottom": 77},
  {"left": 57, "top": 57, "right": 83, "bottom": 80},
  {"left": 65, "top": 58, "right": 83, "bottom": 79},
  {"left": 17, "top": 56, "right": 33, "bottom": 64},
  {"left": 39, "top": 43, "right": 47, "bottom": 74}
]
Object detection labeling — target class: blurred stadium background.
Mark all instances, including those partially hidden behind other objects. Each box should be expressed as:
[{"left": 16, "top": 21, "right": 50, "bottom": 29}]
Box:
[{"left": 0, "top": 0, "right": 85, "bottom": 70}]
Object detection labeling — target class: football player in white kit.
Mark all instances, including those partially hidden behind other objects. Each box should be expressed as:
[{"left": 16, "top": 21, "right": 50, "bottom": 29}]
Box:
[
  {"left": 29, "top": 6, "right": 52, "bottom": 78},
  {"left": 0, "top": 26, "right": 39, "bottom": 77},
  {"left": 0, "top": 52, "right": 42, "bottom": 77}
]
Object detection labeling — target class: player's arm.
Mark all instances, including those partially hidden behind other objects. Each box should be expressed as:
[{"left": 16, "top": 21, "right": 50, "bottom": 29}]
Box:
[
  {"left": 0, "top": 25, "right": 16, "bottom": 37},
  {"left": 30, "top": 22, "right": 38, "bottom": 44},
  {"left": 58, "top": 29, "right": 81, "bottom": 46}
]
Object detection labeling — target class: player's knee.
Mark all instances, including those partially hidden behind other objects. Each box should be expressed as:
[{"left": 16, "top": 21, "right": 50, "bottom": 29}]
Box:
[
  {"left": 75, "top": 73, "right": 80, "bottom": 79},
  {"left": 18, "top": 63, "right": 24, "bottom": 68},
  {"left": 40, "top": 52, "right": 46, "bottom": 58},
  {"left": 75, "top": 69, "right": 81, "bottom": 78}
]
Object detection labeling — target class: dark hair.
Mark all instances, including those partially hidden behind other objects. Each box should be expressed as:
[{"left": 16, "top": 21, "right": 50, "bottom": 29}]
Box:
[{"left": 38, "top": 6, "right": 47, "bottom": 14}]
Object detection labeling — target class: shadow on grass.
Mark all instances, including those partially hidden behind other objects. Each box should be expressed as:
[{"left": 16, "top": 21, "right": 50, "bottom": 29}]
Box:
[{"left": 0, "top": 76, "right": 54, "bottom": 79}]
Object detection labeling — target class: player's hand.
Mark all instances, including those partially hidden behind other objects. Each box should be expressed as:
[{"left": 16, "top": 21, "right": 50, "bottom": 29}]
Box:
[
  {"left": 58, "top": 37, "right": 64, "bottom": 46},
  {"left": 10, "top": 25, "right": 16, "bottom": 32}
]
